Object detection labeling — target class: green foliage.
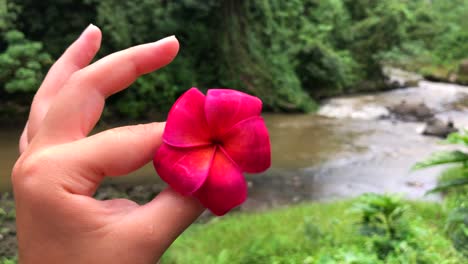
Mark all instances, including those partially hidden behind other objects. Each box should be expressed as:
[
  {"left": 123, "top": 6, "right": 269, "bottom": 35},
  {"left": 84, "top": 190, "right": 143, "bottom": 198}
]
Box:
[
  {"left": 348, "top": 193, "right": 441, "bottom": 261},
  {"left": 0, "top": 257, "right": 17, "bottom": 264},
  {"left": 14, "top": 0, "right": 96, "bottom": 57},
  {"left": 438, "top": 167, "right": 468, "bottom": 257},
  {"left": 446, "top": 131, "right": 468, "bottom": 146},
  {"left": 2, "top": 0, "right": 468, "bottom": 118},
  {"left": 345, "top": 1, "right": 411, "bottom": 77},
  {"left": 413, "top": 133, "right": 468, "bottom": 257},
  {"left": 163, "top": 198, "right": 464, "bottom": 263},
  {"left": 0, "top": 0, "right": 19, "bottom": 31},
  {"left": 0, "top": 0, "right": 52, "bottom": 115},
  {"left": 351, "top": 194, "right": 407, "bottom": 239},
  {"left": 381, "top": 0, "right": 468, "bottom": 80},
  {"left": 221, "top": 0, "right": 317, "bottom": 112},
  {"left": 3, "top": 0, "right": 453, "bottom": 119},
  {"left": 428, "top": 177, "right": 468, "bottom": 194},
  {"left": 445, "top": 208, "right": 468, "bottom": 256},
  {"left": 412, "top": 151, "right": 468, "bottom": 170},
  {"left": 0, "top": 30, "right": 52, "bottom": 93},
  {"left": 413, "top": 132, "right": 468, "bottom": 193}
]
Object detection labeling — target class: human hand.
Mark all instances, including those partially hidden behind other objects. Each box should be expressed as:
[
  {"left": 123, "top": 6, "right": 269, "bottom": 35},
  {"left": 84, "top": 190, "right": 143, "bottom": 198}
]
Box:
[{"left": 12, "top": 24, "right": 204, "bottom": 263}]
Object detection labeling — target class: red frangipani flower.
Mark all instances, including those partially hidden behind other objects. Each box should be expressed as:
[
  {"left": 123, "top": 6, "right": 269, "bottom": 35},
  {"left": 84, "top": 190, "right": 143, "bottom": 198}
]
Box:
[{"left": 153, "top": 88, "right": 271, "bottom": 215}]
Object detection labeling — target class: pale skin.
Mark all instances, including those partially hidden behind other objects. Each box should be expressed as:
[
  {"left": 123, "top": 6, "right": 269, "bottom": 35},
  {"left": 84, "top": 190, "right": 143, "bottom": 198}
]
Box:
[{"left": 11, "top": 24, "right": 205, "bottom": 263}]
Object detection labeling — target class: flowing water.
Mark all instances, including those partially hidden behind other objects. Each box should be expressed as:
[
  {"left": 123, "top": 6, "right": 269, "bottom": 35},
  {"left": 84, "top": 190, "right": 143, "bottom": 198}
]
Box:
[{"left": 2, "top": 79, "right": 468, "bottom": 210}]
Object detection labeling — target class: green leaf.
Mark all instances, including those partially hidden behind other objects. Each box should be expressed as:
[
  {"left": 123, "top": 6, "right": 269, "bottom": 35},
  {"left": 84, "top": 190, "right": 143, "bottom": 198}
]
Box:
[
  {"left": 412, "top": 151, "right": 468, "bottom": 170},
  {"left": 446, "top": 131, "right": 468, "bottom": 146},
  {"left": 427, "top": 178, "right": 468, "bottom": 194}
]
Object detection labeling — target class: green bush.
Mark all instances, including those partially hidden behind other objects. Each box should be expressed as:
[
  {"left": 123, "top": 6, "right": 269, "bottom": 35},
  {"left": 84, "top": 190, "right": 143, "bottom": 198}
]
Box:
[
  {"left": 350, "top": 194, "right": 409, "bottom": 259},
  {"left": 445, "top": 208, "right": 468, "bottom": 256},
  {"left": 0, "top": 30, "right": 51, "bottom": 93}
]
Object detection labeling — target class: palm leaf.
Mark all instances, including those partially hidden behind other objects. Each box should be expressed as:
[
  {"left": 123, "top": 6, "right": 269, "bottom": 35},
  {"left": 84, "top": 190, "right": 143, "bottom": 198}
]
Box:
[
  {"left": 412, "top": 151, "right": 468, "bottom": 170},
  {"left": 426, "top": 178, "right": 468, "bottom": 194}
]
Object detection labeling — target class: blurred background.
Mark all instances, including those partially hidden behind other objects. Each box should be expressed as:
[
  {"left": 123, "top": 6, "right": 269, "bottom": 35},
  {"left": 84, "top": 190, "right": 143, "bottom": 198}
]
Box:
[{"left": 1, "top": 0, "right": 468, "bottom": 263}]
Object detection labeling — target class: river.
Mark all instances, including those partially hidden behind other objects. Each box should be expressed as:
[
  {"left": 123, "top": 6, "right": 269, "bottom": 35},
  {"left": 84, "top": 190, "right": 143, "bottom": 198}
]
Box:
[{"left": 2, "top": 79, "right": 468, "bottom": 211}]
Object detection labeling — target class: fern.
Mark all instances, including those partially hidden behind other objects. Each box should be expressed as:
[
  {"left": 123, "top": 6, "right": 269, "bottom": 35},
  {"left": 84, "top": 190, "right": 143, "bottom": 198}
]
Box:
[
  {"left": 412, "top": 151, "right": 468, "bottom": 170},
  {"left": 427, "top": 177, "right": 468, "bottom": 194}
]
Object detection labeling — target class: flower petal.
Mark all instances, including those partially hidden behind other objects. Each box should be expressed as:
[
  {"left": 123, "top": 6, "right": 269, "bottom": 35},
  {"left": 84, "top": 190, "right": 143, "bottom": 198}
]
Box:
[
  {"left": 195, "top": 149, "right": 247, "bottom": 216},
  {"left": 221, "top": 117, "right": 271, "bottom": 173},
  {"left": 205, "top": 89, "right": 262, "bottom": 137},
  {"left": 154, "top": 143, "right": 215, "bottom": 195},
  {"left": 163, "top": 88, "right": 211, "bottom": 147}
]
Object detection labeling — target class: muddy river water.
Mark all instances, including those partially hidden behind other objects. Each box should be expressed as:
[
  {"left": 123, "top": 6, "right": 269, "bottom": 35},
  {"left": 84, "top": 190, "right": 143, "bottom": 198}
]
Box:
[{"left": 2, "top": 80, "right": 468, "bottom": 210}]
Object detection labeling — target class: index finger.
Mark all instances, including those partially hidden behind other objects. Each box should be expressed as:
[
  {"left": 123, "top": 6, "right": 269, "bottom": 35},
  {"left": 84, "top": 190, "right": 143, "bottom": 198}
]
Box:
[
  {"left": 27, "top": 24, "right": 102, "bottom": 142},
  {"left": 31, "top": 36, "right": 179, "bottom": 150}
]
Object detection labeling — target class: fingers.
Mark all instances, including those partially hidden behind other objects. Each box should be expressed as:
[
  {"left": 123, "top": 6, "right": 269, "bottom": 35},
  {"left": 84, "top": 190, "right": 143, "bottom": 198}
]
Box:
[
  {"left": 31, "top": 36, "right": 179, "bottom": 149},
  {"left": 54, "top": 122, "right": 165, "bottom": 195},
  {"left": 126, "top": 188, "right": 204, "bottom": 257},
  {"left": 27, "top": 24, "right": 102, "bottom": 143}
]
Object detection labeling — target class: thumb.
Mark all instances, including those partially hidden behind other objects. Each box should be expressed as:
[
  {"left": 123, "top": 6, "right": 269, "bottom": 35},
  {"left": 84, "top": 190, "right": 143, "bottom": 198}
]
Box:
[
  {"left": 57, "top": 122, "right": 165, "bottom": 195},
  {"left": 122, "top": 188, "right": 204, "bottom": 258},
  {"left": 64, "top": 122, "right": 205, "bottom": 255}
]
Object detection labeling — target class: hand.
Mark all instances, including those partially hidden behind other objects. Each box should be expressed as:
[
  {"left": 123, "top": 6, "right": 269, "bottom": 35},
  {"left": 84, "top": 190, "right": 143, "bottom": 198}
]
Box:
[{"left": 12, "top": 24, "right": 204, "bottom": 263}]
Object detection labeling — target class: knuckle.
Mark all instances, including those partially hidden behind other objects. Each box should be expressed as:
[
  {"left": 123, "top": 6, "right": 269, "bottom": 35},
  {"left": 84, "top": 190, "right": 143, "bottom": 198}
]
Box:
[
  {"left": 11, "top": 149, "right": 57, "bottom": 192},
  {"left": 66, "top": 69, "right": 91, "bottom": 89},
  {"left": 11, "top": 161, "right": 23, "bottom": 187},
  {"left": 68, "top": 69, "right": 85, "bottom": 83}
]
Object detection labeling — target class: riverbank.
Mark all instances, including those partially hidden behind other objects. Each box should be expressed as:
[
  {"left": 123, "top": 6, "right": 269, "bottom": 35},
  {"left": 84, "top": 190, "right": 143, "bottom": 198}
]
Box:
[{"left": 390, "top": 59, "right": 468, "bottom": 87}]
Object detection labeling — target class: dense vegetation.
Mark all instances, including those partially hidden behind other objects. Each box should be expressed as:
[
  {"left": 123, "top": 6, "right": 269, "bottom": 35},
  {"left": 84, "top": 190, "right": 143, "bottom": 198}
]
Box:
[
  {"left": 1, "top": 0, "right": 468, "bottom": 119},
  {"left": 162, "top": 195, "right": 465, "bottom": 263}
]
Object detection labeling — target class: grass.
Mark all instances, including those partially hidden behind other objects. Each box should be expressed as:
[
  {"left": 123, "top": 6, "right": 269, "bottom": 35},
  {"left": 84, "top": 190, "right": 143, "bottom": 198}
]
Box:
[{"left": 162, "top": 198, "right": 465, "bottom": 264}]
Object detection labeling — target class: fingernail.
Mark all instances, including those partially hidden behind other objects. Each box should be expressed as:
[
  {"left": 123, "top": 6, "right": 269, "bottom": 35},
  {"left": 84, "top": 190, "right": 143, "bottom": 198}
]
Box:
[
  {"left": 158, "top": 35, "right": 177, "bottom": 43},
  {"left": 79, "top": 24, "right": 97, "bottom": 39}
]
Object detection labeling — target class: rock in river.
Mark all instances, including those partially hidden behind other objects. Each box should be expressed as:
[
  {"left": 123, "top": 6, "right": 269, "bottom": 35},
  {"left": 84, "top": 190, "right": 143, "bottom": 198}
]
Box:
[
  {"left": 421, "top": 117, "right": 458, "bottom": 138},
  {"left": 388, "top": 100, "right": 434, "bottom": 122}
]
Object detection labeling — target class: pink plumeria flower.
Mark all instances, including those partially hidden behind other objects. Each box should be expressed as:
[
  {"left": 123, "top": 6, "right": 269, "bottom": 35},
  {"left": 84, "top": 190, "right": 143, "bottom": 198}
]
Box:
[{"left": 153, "top": 88, "right": 271, "bottom": 215}]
